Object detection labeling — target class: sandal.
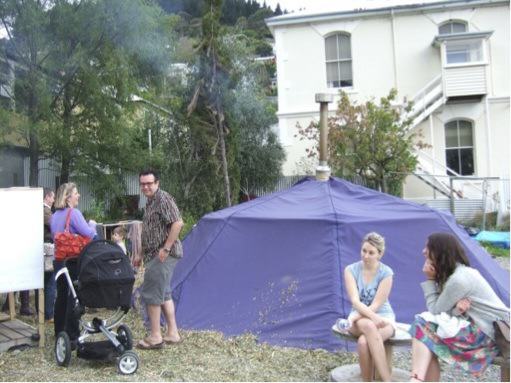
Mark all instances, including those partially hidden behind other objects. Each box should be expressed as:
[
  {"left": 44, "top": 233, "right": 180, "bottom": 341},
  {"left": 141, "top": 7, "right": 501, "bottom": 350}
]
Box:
[
  {"left": 136, "top": 338, "right": 164, "bottom": 350},
  {"left": 163, "top": 336, "right": 182, "bottom": 345},
  {"left": 410, "top": 373, "right": 424, "bottom": 382}
]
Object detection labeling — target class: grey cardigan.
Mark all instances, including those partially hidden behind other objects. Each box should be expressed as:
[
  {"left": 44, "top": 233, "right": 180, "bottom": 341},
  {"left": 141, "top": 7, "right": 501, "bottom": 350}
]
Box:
[{"left": 421, "top": 264, "right": 510, "bottom": 340}]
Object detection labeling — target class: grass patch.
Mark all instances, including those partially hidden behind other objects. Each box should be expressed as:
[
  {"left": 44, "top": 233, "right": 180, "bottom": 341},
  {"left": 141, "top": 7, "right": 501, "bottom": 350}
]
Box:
[{"left": 481, "top": 242, "right": 510, "bottom": 258}]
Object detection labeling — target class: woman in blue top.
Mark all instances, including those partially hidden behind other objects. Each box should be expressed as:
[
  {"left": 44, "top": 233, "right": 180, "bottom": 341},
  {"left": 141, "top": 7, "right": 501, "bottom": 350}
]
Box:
[
  {"left": 344, "top": 232, "right": 395, "bottom": 382},
  {"left": 51, "top": 182, "right": 97, "bottom": 341}
]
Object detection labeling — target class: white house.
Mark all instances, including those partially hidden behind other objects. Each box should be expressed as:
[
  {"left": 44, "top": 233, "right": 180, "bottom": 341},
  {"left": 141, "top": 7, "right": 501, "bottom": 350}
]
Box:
[{"left": 266, "top": 0, "right": 510, "bottom": 217}]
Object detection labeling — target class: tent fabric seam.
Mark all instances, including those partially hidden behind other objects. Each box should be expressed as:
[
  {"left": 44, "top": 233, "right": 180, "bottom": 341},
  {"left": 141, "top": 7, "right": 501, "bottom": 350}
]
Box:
[{"left": 326, "top": 179, "right": 349, "bottom": 350}]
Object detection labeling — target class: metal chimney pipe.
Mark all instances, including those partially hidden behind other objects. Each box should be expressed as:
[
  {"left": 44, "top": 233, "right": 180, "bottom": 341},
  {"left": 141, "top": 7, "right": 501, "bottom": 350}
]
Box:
[{"left": 315, "top": 93, "right": 334, "bottom": 181}]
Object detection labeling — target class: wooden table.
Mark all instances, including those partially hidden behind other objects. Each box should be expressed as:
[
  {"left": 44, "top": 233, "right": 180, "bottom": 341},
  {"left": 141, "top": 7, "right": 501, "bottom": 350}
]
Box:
[{"left": 330, "top": 322, "right": 412, "bottom": 382}]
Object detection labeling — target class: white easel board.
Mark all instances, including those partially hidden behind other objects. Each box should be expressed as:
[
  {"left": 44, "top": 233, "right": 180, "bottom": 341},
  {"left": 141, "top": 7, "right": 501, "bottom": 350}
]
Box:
[{"left": 0, "top": 187, "right": 43, "bottom": 293}]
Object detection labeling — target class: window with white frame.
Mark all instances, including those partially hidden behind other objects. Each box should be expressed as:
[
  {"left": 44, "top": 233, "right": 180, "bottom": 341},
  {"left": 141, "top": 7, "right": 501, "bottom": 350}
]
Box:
[
  {"left": 445, "top": 40, "right": 483, "bottom": 65},
  {"left": 325, "top": 33, "right": 352, "bottom": 88},
  {"left": 445, "top": 120, "right": 474, "bottom": 176},
  {"left": 439, "top": 21, "right": 467, "bottom": 35}
]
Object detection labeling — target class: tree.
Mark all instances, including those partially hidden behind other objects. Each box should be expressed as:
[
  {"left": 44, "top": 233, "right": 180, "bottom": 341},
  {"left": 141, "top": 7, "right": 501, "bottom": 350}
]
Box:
[
  {"left": 42, "top": 0, "right": 168, "bottom": 187},
  {"left": 0, "top": 0, "right": 53, "bottom": 186},
  {"left": 231, "top": 90, "right": 284, "bottom": 198},
  {"left": 143, "top": 8, "right": 283, "bottom": 218},
  {"left": 297, "top": 89, "right": 423, "bottom": 195},
  {"left": 187, "top": 0, "right": 235, "bottom": 207}
]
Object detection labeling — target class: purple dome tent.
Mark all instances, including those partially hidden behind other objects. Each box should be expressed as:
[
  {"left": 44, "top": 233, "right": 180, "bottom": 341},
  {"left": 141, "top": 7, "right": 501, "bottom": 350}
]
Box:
[{"left": 170, "top": 177, "right": 509, "bottom": 351}]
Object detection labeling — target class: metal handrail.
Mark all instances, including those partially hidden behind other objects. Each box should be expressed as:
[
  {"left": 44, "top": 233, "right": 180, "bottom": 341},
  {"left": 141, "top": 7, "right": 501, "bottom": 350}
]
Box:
[
  {"left": 415, "top": 150, "right": 495, "bottom": 201},
  {"left": 411, "top": 74, "right": 442, "bottom": 104}
]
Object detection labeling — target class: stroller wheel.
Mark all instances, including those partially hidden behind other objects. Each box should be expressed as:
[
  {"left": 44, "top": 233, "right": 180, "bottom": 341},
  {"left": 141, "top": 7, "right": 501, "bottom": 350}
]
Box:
[
  {"left": 117, "top": 350, "right": 139, "bottom": 375},
  {"left": 55, "top": 332, "right": 72, "bottom": 367},
  {"left": 116, "top": 324, "right": 133, "bottom": 350}
]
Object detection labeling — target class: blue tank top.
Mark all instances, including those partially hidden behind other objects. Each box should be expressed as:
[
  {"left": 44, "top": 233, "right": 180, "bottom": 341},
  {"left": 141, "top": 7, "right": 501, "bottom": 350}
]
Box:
[{"left": 347, "top": 261, "right": 395, "bottom": 318}]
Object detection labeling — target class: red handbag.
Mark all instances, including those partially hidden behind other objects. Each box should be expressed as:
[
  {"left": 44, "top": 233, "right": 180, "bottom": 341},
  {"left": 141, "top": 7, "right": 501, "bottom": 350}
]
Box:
[{"left": 54, "top": 208, "right": 91, "bottom": 261}]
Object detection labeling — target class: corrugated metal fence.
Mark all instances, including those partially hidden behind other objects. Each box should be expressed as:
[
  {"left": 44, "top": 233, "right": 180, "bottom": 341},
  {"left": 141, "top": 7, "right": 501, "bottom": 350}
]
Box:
[{"left": 23, "top": 157, "right": 145, "bottom": 213}]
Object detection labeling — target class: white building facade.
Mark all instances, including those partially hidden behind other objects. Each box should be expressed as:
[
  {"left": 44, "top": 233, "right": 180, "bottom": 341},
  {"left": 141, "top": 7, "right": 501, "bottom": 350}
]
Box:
[{"left": 266, "top": 0, "right": 510, "bottom": 213}]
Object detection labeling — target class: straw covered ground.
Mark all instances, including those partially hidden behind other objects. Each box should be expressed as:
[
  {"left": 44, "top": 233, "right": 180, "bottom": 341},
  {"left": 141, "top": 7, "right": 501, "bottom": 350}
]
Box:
[
  {"left": 0, "top": 309, "right": 349, "bottom": 381},
  {"left": 0, "top": 308, "right": 503, "bottom": 382}
]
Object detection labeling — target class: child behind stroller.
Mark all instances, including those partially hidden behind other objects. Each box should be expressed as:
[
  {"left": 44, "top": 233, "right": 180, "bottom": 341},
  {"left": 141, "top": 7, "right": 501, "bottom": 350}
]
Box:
[{"left": 54, "top": 240, "right": 139, "bottom": 375}]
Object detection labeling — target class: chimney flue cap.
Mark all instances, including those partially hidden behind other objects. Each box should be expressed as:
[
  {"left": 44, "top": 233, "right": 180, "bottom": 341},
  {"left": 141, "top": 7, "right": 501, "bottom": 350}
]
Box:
[{"left": 315, "top": 93, "right": 334, "bottom": 103}]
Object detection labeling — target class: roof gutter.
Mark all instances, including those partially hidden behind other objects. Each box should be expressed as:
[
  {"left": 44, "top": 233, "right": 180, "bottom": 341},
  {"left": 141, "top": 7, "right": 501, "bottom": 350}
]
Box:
[{"left": 266, "top": 0, "right": 507, "bottom": 31}]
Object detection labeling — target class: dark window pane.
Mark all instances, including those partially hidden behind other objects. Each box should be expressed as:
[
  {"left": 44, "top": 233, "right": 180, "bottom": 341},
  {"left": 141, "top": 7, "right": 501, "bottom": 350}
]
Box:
[
  {"left": 326, "top": 62, "right": 339, "bottom": 88},
  {"left": 445, "top": 124, "right": 458, "bottom": 147},
  {"left": 340, "top": 61, "right": 352, "bottom": 83},
  {"left": 338, "top": 34, "right": 351, "bottom": 59},
  {"left": 325, "top": 35, "right": 337, "bottom": 61},
  {"left": 460, "top": 148, "right": 474, "bottom": 175},
  {"left": 446, "top": 149, "right": 460, "bottom": 175},
  {"left": 439, "top": 24, "right": 451, "bottom": 35},
  {"left": 459, "top": 123, "right": 473, "bottom": 146},
  {"left": 439, "top": 21, "right": 467, "bottom": 35},
  {"left": 447, "top": 50, "right": 469, "bottom": 64},
  {"left": 452, "top": 22, "right": 467, "bottom": 33}
]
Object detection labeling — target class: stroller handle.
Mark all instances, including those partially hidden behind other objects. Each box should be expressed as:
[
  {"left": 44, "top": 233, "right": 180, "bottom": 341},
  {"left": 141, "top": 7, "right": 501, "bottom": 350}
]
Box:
[{"left": 55, "top": 267, "right": 78, "bottom": 300}]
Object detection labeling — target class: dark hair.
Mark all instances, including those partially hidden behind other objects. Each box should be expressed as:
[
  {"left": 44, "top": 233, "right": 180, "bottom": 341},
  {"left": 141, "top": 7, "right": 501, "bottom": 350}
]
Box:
[
  {"left": 139, "top": 168, "right": 159, "bottom": 181},
  {"left": 427, "top": 232, "right": 470, "bottom": 290},
  {"left": 43, "top": 187, "right": 54, "bottom": 198}
]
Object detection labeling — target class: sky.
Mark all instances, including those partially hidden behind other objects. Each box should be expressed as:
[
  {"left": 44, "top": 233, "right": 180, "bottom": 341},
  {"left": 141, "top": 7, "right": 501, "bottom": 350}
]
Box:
[{"left": 259, "top": 0, "right": 442, "bottom": 14}]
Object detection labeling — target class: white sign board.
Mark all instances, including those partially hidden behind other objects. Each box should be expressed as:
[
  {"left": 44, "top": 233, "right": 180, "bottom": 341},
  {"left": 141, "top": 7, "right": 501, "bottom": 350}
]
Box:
[{"left": 0, "top": 187, "right": 43, "bottom": 293}]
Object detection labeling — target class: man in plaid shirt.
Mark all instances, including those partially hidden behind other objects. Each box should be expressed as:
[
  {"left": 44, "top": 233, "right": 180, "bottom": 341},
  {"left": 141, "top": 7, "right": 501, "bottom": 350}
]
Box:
[{"left": 136, "top": 169, "right": 184, "bottom": 349}]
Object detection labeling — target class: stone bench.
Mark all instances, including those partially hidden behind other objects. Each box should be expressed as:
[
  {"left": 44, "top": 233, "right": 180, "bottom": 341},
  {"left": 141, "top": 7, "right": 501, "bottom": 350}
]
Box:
[{"left": 330, "top": 322, "right": 412, "bottom": 382}]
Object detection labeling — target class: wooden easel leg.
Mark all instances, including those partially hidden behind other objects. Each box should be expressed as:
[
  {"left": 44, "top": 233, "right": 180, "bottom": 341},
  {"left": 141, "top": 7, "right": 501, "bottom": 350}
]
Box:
[
  {"left": 8, "top": 292, "right": 15, "bottom": 320},
  {"left": 38, "top": 288, "right": 45, "bottom": 347}
]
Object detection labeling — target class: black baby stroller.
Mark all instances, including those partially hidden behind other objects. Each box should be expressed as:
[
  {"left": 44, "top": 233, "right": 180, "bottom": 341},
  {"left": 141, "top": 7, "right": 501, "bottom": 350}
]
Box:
[{"left": 54, "top": 240, "right": 139, "bottom": 375}]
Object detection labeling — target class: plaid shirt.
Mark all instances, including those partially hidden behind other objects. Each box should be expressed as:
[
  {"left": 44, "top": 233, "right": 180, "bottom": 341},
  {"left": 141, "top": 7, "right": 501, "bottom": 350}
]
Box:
[{"left": 141, "top": 188, "right": 183, "bottom": 262}]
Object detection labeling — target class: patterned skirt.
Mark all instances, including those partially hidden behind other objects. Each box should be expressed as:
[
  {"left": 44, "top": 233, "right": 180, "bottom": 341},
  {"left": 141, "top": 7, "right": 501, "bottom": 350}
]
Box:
[{"left": 409, "top": 315, "right": 499, "bottom": 377}]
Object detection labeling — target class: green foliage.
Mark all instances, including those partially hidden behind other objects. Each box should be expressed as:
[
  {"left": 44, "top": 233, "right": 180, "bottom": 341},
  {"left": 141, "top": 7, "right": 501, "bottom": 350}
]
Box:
[
  {"left": 480, "top": 242, "right": 510, "bottom": 258},
  {"left": 462, "top": 211, "right": 510, "bottom": 232},
  {"left": 180, "top": 212, "right": 198, "bottom": 239},
  {"left": 83, "top": 199, "right": 107, "bottom": 223},
  {"left": 297, "top": 89, "right": 421, "bottom": 196},
  {"left": 1, "top": 0, "right": 283, "bottom": 221},
  {"left": 498, "top": 213, "right": 510, "bottom": 231}
]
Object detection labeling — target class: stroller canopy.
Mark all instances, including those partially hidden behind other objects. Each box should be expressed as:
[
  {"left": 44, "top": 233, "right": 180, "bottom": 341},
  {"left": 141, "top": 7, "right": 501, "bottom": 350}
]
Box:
[{"left": 171, "top": 177, "right": 509, "bottom": 351}]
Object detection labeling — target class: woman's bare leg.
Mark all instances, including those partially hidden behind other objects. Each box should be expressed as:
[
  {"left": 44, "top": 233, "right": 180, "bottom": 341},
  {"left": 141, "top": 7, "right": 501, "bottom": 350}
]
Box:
[
  {"left": 351, "top": 318, "right": 394, "bottom": 381},
  {"left": 357, "top": 335, "right": 374, "bottom": 381},
  {"left": 411, "top": 338, "right": 434, "bottom": 381},
  {"left": 424, "top": 355, "right": 440, "bottom": 382}
]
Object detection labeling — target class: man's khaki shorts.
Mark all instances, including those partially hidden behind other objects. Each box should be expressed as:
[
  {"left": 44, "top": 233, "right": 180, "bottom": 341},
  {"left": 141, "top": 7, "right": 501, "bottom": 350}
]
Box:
[{"left": 141, "top": 256, "right": 179, "bottom": 305}]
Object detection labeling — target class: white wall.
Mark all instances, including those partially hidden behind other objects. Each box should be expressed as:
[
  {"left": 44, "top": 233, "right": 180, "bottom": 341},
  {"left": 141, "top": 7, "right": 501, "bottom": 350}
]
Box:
[{"left": 271, "top": 1, "right": 510, "bottom": 189}]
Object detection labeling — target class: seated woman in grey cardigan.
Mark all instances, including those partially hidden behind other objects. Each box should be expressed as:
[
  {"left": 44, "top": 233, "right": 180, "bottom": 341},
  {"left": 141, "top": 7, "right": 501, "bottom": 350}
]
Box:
[{"left": 410, "top": 232, "right": 509, "bottom": 382}]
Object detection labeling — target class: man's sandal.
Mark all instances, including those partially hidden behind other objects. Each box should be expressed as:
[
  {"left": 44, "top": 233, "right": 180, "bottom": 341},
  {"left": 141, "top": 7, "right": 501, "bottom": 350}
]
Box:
[{"left": 136, "top": 338, "right": 164, "bottom": 350}]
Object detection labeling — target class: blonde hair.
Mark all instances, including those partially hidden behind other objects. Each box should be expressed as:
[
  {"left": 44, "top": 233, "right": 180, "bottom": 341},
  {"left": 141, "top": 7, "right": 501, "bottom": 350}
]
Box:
[
  {"left": 363, "top": 232, "right": 385, "bottom": 255},
  {"left": 113, "top": 226, "right": 126, "bottom": 238},
  {"left": 54, "top": 182, "right": 77, "bottom": 209}
]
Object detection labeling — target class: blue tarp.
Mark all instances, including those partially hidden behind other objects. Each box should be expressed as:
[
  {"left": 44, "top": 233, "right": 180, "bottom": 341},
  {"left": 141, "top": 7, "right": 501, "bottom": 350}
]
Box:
[
  {"left": 475, "top": 231, "right": 510, "bottom": 249},
  {"left": 171, "top": 177, "right": 510, "bottom": 351}
]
